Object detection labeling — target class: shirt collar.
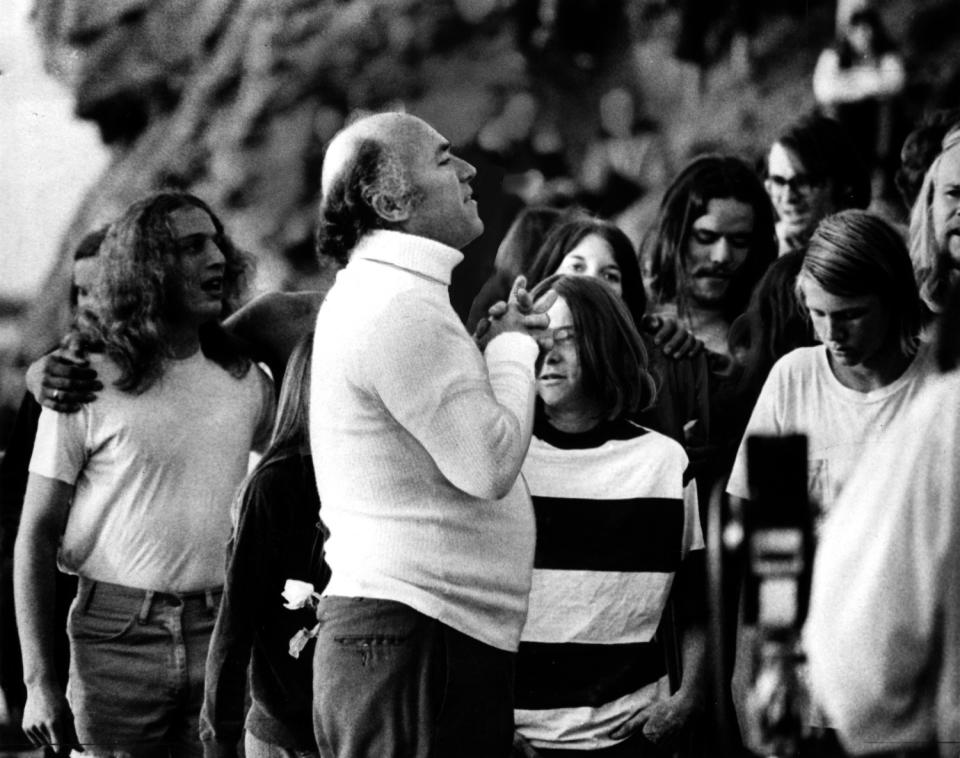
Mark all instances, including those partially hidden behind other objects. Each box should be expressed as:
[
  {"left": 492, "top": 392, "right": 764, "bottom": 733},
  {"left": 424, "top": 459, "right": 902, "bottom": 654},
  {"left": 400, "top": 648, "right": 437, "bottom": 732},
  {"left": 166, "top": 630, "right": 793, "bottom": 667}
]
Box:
[{"left": 351, "top": 230, "right": 464, "bottom": 286}]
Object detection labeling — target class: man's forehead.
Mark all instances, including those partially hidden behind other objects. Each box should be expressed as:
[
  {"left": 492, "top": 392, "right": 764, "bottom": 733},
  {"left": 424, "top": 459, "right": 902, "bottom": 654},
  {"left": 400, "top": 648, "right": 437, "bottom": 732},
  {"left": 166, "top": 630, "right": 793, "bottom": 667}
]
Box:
[
  {"left": 166, "top": 206, "right": 216, "bottom": 239},
  {"left": 768, "top": 142, "right": 803, "bottom": 174},
  {"left": 934, "top": 143, "right": 960, "bottom": 184},
  {"left": 320, "top": 113, "right": 442, "bottom": 193}
]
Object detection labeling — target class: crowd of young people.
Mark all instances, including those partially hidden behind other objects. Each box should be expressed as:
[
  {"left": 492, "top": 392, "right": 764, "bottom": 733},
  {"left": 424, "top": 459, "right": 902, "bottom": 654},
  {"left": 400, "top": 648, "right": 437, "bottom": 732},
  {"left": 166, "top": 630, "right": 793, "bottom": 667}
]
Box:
[{"left": 1, "top": 100, "right": 958, "bottom": 758}]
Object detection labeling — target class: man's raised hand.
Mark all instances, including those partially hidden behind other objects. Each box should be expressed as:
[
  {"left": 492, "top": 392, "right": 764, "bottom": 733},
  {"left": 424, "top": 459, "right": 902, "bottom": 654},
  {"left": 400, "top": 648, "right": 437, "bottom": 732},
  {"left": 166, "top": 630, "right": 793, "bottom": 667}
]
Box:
[{"left": 474, "top": 276, "right": 557, "bottom": 350}]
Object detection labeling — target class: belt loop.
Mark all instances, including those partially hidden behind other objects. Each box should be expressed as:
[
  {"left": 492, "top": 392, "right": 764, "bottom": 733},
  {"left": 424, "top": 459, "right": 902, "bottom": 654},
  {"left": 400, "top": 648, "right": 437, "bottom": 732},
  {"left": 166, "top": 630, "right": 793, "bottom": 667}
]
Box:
[
  {"left": 78, "top": 578, "right": 96, "bottom": 614},
  {"left": 137, "top": 590, "right": 155, "bottom": 624},
  {"left": 204, "top": 589, "right": 216, "bottom": 612}
]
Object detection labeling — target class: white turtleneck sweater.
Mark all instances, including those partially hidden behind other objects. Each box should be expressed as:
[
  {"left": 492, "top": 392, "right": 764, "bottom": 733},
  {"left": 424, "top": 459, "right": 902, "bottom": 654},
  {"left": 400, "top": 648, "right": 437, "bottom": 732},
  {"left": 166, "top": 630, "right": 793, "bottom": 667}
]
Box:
[{"left": 309, "top": 230, "right": 540, "bottom": 651}]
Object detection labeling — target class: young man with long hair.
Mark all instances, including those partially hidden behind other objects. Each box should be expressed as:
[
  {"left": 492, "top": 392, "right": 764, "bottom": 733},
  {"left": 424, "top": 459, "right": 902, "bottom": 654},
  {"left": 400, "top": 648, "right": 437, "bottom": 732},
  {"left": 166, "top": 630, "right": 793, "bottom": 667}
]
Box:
[{"left": 15, "top": 192, "right": 274, "bottom": 757}]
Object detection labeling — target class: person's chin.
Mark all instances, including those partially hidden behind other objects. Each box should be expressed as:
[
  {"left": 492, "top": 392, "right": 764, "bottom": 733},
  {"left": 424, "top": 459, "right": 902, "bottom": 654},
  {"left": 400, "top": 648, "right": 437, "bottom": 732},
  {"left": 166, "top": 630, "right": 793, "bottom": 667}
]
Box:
[
  {"left": 778, "top": 213, "right": 811, "bottom": 234},
  {"left": 689, "top": 281, "right": 729, "bottom": 307},
  {"left": 828, "top": 348, "right": 859, "bottom": 366},
  {"left": 537, "top": 385, "right": 568, "bottom": 406}
]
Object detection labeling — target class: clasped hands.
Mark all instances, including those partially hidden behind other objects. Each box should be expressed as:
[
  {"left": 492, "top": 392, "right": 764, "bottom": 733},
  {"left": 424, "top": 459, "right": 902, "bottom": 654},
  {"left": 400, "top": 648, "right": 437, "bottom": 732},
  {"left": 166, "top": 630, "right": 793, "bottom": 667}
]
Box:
[{"left": 473, "top": 276, "right": 557, "bottom": 351}]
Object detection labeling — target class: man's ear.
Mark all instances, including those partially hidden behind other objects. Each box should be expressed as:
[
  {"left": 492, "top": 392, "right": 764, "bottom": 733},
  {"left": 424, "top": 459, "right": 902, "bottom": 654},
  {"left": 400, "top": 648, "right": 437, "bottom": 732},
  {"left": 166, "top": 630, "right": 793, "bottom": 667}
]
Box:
[{"left": 370, "top": 192, "right": 412, "bottom": 224}]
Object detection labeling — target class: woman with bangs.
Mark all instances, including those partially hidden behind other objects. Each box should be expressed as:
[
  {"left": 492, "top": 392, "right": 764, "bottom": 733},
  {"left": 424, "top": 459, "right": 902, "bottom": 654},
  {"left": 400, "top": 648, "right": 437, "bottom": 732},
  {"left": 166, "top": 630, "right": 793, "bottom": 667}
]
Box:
[
  {"left": 513, "top": 275, "right": 705, "bottom": 757},
  {"left": 15, "top": 192, "right": 274, "bottom": 757},
  {"left": 525, "top": 215, "right": 711, "bottom": 453}
]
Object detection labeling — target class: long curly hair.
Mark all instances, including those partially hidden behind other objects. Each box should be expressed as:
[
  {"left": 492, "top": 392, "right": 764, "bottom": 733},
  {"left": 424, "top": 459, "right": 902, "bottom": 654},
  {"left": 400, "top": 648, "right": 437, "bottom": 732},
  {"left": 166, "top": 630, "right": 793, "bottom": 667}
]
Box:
[
  {"left": 643, "top": 154, "right": 776, "bottom": 322},
  {"left": 81, "top": 192, "right": 253, "bottom": 393}
]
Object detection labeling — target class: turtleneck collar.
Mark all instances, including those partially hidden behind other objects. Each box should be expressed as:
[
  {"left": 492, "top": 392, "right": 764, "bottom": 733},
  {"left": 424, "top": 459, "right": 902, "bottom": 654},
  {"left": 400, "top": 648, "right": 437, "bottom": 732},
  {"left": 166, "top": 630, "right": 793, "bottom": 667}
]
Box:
[{"left": 351, "top": 229, "right": 464, "bottom": 287}]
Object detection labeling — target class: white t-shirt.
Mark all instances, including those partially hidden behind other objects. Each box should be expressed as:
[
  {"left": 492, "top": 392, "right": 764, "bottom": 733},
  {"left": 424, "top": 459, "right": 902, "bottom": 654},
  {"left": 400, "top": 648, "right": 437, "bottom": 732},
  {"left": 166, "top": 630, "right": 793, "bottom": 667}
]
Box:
[
  {"left": 30, "top": 350, "right": 274, "bottom": 593},
  {"left": 805, "top": 370, "right": 960, "bottom": 757},
  {"left": 727, "top": 344, "right": 936, "bottom": 518}
]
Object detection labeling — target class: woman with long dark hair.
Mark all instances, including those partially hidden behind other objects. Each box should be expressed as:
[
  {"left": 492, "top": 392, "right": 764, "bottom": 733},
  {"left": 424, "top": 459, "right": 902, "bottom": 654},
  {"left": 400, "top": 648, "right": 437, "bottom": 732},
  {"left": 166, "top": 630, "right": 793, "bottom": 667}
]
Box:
[
  {"left": 526, "top": 215, "right": 711, "bottom": 449},
  {"left": 202, "top": 333, "right": 324, "bottom": 757}
]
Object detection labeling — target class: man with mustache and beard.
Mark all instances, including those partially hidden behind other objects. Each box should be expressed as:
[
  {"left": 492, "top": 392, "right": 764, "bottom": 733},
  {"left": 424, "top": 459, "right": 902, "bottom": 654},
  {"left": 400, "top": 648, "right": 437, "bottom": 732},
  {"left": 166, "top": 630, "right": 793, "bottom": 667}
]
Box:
[
  {"left": 644, "top": 154, "right": 777, "bottom": 358},
  {"left": 910, "top": 122, "right": 960, "bottom": 318}
]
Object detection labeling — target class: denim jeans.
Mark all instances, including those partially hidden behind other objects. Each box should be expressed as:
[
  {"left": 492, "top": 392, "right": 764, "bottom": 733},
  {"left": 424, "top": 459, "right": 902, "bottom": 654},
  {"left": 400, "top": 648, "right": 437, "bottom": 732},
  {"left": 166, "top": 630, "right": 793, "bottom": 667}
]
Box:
[
  {"left": 66, "top": 578, "right": 220, "bottom": 757},
  {"left": 312, "top": 597, "right": 515, "bottom": 758}
]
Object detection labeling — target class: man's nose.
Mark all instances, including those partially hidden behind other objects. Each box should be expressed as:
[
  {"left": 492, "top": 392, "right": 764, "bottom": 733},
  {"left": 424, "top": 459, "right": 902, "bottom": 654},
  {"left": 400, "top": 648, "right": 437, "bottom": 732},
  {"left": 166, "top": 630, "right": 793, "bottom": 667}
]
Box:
[
  {"left": 824, "top": 317, "right": 844, "bottom": 343},
  {"left": 456, "top": 155, "right": 477, "bottom": 182},
  {"left": 203, "top": 239, "right": 225, "bottom": 267},
  {"left": 710, "top": 238, "right": 733, "bottom": 264}
]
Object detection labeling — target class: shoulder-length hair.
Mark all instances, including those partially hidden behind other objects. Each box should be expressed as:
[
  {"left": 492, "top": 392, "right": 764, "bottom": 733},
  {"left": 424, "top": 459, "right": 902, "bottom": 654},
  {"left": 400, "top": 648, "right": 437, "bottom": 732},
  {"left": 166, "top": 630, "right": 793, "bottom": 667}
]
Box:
[
  {"left": 84, "top": 192, "right": 252, "bottom": 393},
  {"left": 728, "top": 250, "right": 815, "bottom": 394},
  {"left": 531, "top": 274, "right": 657, "bottom": 421},
  {"left": 526, "top": 215, "right": 647, "bottom": 326},
  {"left": 909, "top": 124, "right": 960, "bottom": 314},
  {"left": 773, "top": 113, "right": 871, "bottom": 212},
  {"left": 798, "top": 210, "right": 922, "bottom": 357},
  {"left": 644, "top": 154, "right": 776, "bottom": 321}
]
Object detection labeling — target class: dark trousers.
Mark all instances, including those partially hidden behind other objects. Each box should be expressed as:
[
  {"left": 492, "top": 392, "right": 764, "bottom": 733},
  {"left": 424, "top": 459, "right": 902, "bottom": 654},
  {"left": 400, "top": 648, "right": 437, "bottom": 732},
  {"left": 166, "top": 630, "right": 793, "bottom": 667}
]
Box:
[{"left": 312, "top": 597, "right": 515, "bottom": 758}]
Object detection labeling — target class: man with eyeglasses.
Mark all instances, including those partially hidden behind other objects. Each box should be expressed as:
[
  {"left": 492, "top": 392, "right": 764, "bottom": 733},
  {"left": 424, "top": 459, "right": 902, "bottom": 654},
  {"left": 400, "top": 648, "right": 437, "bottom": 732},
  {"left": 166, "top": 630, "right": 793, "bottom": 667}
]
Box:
[{"left": 764, "top": 113, "right": 871, "bottom": 255}]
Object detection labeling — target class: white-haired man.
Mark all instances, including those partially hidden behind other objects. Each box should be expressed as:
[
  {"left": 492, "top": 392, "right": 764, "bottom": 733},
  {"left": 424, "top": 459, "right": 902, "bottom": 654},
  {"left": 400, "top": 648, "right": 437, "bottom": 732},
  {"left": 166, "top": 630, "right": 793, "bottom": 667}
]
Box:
[
  {"left": 910, "top": 122, "right": 960, "bottom": 316},
  {"left": 308, "top": 112, "right": 550, "bottom": 758}
]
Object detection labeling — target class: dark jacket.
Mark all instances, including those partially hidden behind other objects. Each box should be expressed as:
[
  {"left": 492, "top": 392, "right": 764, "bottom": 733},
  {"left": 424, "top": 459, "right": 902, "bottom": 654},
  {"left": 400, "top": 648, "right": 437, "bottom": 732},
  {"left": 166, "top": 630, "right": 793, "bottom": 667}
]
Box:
[{"left": 200, "top": 452, "right": 327, "bottom": 756}]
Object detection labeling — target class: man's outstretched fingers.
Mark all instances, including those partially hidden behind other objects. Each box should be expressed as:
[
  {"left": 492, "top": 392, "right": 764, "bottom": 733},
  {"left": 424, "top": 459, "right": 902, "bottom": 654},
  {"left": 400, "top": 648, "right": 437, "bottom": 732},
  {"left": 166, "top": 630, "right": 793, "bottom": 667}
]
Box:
[
  {"left": 508, "top": 275, "right": 527, "bottom": 305},
  {"left": 531, "top": 289, "right": 558, "bottom": 315}
]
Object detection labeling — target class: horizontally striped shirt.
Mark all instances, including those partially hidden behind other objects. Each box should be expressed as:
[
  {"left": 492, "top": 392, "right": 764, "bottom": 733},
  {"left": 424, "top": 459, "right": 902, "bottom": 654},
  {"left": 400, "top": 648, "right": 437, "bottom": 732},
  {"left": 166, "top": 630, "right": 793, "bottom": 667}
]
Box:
[{"left": 515, "top": 413, "right": 703, "bottom": 750}]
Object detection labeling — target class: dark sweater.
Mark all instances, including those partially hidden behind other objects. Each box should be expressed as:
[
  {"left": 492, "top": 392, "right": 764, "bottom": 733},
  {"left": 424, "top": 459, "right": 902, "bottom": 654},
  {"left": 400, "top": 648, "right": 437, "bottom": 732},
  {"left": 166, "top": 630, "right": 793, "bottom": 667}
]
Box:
[{"left": 200, "top": 453, "right": 328, "bottom": 756}]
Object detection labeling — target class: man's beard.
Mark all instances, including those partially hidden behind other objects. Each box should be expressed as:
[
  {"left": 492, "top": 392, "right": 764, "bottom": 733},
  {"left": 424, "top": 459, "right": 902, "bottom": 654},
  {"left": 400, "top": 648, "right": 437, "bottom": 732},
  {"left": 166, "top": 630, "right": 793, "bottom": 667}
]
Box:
[{"left": 685, "top": 265, "right": 735, "bottom": 308}]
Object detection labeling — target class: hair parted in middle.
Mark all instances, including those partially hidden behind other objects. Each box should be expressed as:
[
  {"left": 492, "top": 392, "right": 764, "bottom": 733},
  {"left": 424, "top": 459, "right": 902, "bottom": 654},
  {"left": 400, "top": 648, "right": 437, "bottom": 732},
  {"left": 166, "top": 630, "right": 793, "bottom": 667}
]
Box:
[
  {"left": 526, "top": 215, "right": 647, "bottom": 327},
  {"left": 81, "top": 191, "right": 252, "bottom": 394},
  {"left": 799, "top": 209, "right": 922, "bottom": 358},
  {"left": 530, "top": 274, "right": 657, "bottom": 421},
  {"left": 644, "top": 153, "right": 776, "bottom": 321},
  {"left": 315, "top": 137, "right": 422, "bottom": 266}
]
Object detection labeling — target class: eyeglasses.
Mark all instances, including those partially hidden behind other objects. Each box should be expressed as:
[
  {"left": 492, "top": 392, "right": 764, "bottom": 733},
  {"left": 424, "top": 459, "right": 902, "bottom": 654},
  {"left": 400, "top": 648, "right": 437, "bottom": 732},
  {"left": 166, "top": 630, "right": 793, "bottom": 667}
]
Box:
[
  {"left": 689, "top": 228, "right": 752, "bottom": 249},
  {"left": 549, "top": 326, "right": 577, "bottom": 346},
  {"left": 766, "top": 173, "right": 823, "bottom": 194}
]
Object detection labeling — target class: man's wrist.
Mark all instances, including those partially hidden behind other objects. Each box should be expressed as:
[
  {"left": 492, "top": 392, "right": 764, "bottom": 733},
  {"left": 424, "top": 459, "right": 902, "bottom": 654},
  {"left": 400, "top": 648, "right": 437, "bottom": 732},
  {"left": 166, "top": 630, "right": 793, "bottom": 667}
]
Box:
[
  {"left": 484, "top": 331, "right": 539, "bottom": 363},
  {"left": 24, "top": 670, "right": 59, "bottom": 691}
]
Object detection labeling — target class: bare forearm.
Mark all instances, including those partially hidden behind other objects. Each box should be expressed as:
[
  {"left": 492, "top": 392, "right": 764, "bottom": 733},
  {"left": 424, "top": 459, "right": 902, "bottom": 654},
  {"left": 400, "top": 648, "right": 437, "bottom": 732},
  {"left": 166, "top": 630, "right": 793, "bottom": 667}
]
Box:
[{"left": 14, "top": 527, "right": 62, "bottom": 688}]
